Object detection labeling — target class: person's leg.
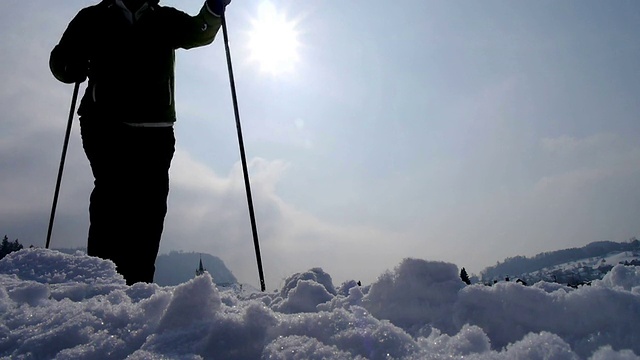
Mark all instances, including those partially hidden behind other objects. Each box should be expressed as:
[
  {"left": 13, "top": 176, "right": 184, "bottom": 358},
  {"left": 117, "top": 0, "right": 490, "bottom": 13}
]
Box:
[
  {"left": 81, "top": 118, "right": 125, "bottom": 266},
  {"left": 116, "top": 126, "right": 175, "bottom": 284},
  {"left": 80, "top": 119, "right": 175, "bottom": 285}
]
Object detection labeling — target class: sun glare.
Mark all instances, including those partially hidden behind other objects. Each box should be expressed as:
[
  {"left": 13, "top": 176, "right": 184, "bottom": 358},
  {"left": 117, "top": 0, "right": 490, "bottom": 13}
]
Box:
[{"left": 247, "top": 1, "right": 300, "bottom": 75}]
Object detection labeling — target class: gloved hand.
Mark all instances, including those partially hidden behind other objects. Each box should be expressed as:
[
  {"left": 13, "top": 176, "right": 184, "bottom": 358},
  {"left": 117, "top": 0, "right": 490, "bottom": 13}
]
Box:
[
  {"left": 50, "top": 45, "right": 89, "bottom": 84},
  {"left": 206, "top": 0, "right": 231, "bottom": 16},
  {"left": 65, "top": 58, "right": 89, "bottom": 83}
]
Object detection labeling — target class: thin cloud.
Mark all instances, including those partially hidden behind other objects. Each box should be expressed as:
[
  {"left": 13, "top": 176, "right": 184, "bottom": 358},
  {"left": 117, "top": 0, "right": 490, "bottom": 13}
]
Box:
[{"left": 162, "top": 149, "right": 404, "bottom": 288}]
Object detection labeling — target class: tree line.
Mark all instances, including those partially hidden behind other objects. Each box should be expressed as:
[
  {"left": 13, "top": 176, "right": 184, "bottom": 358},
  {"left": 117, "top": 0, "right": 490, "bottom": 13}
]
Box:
[
  {"left": 1, "top": 235, "right": 24, "bottom": 260},
  {"left": 480, "top": 238, "right": 640, "bottom": 282}
]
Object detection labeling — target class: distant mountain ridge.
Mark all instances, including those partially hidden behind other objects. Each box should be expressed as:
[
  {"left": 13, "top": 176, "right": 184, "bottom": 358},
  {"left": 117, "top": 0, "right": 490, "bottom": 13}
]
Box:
[
  {"left": 154, "top": 251, "right": 237, "bottom": 286},
  {"left": 54, "top": 248, "right": 237, "bottom": 286},
  {"left": 480, "top": 238, "right": 640, "bottom": 285}
]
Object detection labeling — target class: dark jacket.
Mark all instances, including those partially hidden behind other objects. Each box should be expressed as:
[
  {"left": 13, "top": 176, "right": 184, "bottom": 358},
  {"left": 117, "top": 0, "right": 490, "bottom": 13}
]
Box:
[{"left": 50, "top": 0, "right": 221, "bottom": 124}]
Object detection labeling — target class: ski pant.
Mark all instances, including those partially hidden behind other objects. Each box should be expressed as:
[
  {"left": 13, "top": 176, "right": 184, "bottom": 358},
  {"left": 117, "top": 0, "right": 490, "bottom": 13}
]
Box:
[{"left": 80, "top": 117, "right": 175, "bottom": 285}]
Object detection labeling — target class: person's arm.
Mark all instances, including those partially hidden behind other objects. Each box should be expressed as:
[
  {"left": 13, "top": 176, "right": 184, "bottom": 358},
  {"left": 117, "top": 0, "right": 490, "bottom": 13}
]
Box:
[
  {"left": 50, "top": 9, "right": 90, "bottom": 84},
  {"left": 173, "top": 0, "right": 230, "bottom": 50}
]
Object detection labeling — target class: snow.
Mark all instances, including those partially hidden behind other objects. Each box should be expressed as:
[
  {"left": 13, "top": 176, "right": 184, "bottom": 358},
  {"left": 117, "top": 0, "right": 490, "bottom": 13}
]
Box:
[
  {"left": 550, "top": 251, "right": 639, "bottom": 273},
  {"left": 1, "top": 248, "right": 639, "bottom": 359}
]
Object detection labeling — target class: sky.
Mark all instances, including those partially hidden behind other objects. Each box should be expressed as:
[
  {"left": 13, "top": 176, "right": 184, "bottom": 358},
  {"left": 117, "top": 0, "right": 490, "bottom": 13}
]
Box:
[
  {"left": 1, "top": 0, "right": 640, "bottom": 290},
  {"left": 1, "top": 248, "right": 640, "bottom": 359}
]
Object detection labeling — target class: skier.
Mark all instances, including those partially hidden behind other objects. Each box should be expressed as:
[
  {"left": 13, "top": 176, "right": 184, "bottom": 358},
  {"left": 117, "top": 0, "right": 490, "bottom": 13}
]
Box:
[{"left": 49, "top": 0, "right": 231, "bottom": 285}]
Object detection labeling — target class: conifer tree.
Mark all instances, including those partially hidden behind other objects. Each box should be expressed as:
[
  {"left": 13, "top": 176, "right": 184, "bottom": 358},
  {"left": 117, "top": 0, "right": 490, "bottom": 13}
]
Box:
[
  {"left": 0, "top": 236, "right": 9, "bottom": 257},
  {"left": 0, "top": 235, "right": 24, "bottom": 260},
  {"left": 460, "top": 267, "right": 471, "bottom": 285}
]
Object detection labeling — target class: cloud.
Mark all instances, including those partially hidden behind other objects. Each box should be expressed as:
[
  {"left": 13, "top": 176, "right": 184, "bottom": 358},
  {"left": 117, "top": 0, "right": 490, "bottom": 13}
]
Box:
[
  {"left": 536, "top": 133, "right": 640, "bottom": 193},
  {"left": 0, "top": 26, "right": 92, "bottom": 249},
  {"left": 158, "top": 149, "right": 405, "bottom": 289},
  {"left": 396, "top": 132, "right": 640, "bottom": 276},
  {"left": 540, "top": 133, "right": 618, "bottom": 155},
  {"left": 0, "top": 122, "right": 92, "bottom": 248}
]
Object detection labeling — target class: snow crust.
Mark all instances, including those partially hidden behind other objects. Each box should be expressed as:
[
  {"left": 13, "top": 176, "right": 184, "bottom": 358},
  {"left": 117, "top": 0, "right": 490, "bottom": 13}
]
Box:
[{"left": 1, "top": 248, "right": 639, "bottom": 359}]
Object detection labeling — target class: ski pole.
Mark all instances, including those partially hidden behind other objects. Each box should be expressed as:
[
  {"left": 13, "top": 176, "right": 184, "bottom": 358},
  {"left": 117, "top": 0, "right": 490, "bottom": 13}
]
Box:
[
  {"left": 221, "top": 14, "right": 267, "bottom": 292},
  {"left": 46, "top": 81, "right": 80, "bottom": 249}
]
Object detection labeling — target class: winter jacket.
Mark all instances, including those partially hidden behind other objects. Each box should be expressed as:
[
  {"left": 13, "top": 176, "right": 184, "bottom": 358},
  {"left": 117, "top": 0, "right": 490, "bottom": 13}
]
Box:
[{"left": 50, "top": 0, "right": 221, "bottom": 125}]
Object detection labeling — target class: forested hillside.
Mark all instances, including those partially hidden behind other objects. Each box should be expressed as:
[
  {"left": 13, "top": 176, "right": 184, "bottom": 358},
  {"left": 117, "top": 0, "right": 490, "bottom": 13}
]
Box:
[{"left": 480, "top": 238, "right": 640, "bottom": 284}]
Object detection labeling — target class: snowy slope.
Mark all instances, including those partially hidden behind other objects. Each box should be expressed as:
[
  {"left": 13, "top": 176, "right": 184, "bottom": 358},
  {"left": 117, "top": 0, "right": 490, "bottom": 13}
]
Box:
[
  {"left": 1, "top": 248, "right": 640, "bottom": 359},
  {"left": 481, "top": 240, "right": 640, "bottom": 285}
]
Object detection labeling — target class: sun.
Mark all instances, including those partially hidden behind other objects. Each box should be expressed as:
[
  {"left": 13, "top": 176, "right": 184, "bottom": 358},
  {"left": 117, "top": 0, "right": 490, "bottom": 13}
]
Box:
[{"left": 247, "top": 1, "right": 301, "bottom": 76}]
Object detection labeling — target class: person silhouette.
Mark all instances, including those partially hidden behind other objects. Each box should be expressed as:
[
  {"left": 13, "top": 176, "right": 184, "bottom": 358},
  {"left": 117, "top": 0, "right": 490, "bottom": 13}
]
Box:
[{"left": 50, "top": 0, "right": 231, "bottom": 285}]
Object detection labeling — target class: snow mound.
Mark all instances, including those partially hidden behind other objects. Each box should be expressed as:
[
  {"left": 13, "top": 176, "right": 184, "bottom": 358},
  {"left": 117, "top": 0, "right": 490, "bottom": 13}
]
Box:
[{"left": 1, "top": 249, "right": 639, "bottom": 359}]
